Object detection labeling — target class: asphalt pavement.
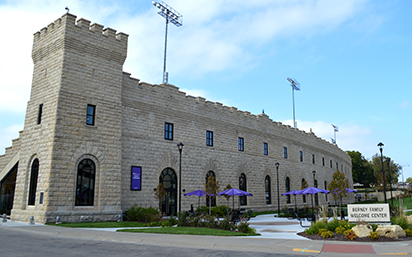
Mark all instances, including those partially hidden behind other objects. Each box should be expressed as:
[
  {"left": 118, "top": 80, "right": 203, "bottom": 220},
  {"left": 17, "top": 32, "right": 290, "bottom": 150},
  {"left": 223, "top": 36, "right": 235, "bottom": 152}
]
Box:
[{"left": 2, "top": 214, "right": 412, "bottom": 256}]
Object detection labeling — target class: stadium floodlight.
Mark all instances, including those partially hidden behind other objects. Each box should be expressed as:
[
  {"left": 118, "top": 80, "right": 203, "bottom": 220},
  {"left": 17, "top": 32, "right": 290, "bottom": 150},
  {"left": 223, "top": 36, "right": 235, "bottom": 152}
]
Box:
[
  {"left": 153, "top": 1, "right": 183, "bottom": 84},
  {"left": 331, "top": 124, "right": 339, "bottom": 144},
  {"left": 287, "top": 77, "right": 300, "bottom": 128}
]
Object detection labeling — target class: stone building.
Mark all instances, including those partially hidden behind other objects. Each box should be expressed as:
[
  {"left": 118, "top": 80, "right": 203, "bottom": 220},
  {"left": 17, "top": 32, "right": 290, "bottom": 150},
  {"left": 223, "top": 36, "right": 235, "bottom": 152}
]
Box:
[{"left": 0, "top": 13, "right": 353, "bottom": 223}]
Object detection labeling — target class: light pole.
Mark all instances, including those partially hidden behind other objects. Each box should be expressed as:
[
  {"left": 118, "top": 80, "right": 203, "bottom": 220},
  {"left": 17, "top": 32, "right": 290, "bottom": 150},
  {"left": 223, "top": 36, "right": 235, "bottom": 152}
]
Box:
[
  {"left": 177, "top": 142, "right": 184, "bottom": 213},
  {"left": 312, "top": 171, "right": 316, "bottom": 208},
  {"left": 363, "top": 172, "right": 368, "bottom": 203},
  {"left": 386, "top": 158, "right": 393, "bottom": 205},
  {"left": 378, "top": 142, "right": 387, "bottom": 203},
  {"left": 153, "top": 1, "right": 183, "bottom": 84},
  {"left": 275, "top": 162, "right": 280, "bottom": 216}
]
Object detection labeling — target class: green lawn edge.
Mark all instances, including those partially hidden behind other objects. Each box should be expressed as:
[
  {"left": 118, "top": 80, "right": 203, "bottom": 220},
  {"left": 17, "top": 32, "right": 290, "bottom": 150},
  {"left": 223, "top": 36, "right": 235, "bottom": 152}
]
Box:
[
  {"left": 118, "top": 226, "right": 260, "bottom": 236},
  {"left": 47, "top": 221, "right": 145, "bottom": 228}
]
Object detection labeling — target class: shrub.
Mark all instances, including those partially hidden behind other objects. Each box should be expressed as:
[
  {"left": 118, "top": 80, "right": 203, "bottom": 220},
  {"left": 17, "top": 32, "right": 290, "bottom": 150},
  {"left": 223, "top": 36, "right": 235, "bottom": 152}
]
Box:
[
  {"left": 320, "top": 230, "right": 334, "bottom": 238},
  {"left": 371, "top": 224, "right": 378, "bottom": 232},
  {"left": 344, "top": 229, "right": 357, "bottom": 240},
  {"left": 404, "top": 228, "right": 412, "bottom": 236},
  {"left": 368, "top": 231, "right": 380, "bottom": 239},
  {"left": 326, "top": 218, "right": 340, "bottom": 232},
  {"left": 211, "top": 205, "right": 229, "bottom": 217},
  {"left": 391, "top": 215, "right": 409, "bottom": 230},
  {"left": 238, "top": 221, "right": 255, "bottom": 234},
  {"left": 125, "top": 205, "right": 160, "bottom": 222},
  {"left": 335, "top": 226, "right": 345, "bottom": 234}
]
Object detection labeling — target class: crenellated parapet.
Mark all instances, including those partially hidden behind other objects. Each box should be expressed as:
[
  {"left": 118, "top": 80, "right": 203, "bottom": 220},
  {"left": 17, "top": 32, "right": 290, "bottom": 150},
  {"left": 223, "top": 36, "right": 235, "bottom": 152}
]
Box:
[
  {"left": 32, "top": 13, "right": 128, "bottom": 65},
  {"left": 121, "top": 72, "right": 349, "bottom": 159}
]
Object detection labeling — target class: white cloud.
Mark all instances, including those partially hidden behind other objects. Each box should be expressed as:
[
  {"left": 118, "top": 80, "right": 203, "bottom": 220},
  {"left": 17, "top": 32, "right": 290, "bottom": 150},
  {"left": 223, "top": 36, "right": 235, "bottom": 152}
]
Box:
[{"left": 401, "top": 100, "right": 410, "bottom": 108}]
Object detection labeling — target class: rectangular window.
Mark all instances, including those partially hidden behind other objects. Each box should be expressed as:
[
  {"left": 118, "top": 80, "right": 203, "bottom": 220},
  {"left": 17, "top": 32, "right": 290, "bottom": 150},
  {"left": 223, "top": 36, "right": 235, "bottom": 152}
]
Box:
[
  {"left": 336, "top": 162, "right": 339, "bottom": 170},
  {"left": 86, "top": 104, "right": 96, "bottom": 126},
  {"left": 283, "top": 147, "right": 287, "bottom": 159},
  {"left": 238, "top": 137, "right": 244, "bottom": 151},
  {"left": 164, "top": 123, "right": 173, "bottom": 140},
  {"left": 322, "top": 157, "right": 325, "bottom": 166},
  {"left": 330, "top": 160, "right": 333, "bottom": 168},
  {"left": 37, "top": 103, "right": 43, "bottom": 125},
  {"left": 206, "top": 131, "right": 213, "bottom": 146},
  {"left": 39, "top": 191, "right": 44, "bottom": 205},
  {"left": 312, "top": 154, "right": 315, "bottom": 164},
  {"left": 299, "top": 151, "right": 303, "bottom": 162},
  {"left": 263, "top": 143, "right": 268, "bottom": 155}
]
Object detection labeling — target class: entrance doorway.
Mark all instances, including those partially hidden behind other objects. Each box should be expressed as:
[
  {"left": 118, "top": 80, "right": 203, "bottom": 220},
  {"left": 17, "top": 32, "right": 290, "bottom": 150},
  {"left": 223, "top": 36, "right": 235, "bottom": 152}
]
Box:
[
  {"left": 159, "top": 168, "right": 177, "bottom": 216},
  {"left": 0, "top": 163, "right": 18, "bottom": 215}
]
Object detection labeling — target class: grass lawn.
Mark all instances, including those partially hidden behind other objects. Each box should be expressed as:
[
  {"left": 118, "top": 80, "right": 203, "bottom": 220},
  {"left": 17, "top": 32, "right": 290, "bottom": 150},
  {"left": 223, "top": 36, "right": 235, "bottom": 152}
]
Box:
[
  {"left": 118, "top": 226, "right": 260, "bottom": 236},
  {"left": 48, "top": 221, "right": 145, "bottom": 228}
]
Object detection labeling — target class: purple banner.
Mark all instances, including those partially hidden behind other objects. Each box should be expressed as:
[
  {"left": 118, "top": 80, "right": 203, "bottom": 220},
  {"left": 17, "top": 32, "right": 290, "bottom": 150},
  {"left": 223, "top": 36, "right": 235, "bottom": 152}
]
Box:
[{"left": 131, "top": 166, "right": 142, "bottom": 190}]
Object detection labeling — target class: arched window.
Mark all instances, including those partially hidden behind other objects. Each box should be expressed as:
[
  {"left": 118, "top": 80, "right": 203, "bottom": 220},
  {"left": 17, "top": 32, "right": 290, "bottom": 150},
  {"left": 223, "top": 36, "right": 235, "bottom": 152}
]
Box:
[
  {"left": 265, "top": 175, "right": 271, "bottom": 204},
  {"left": 159, "top": 168, "right": 177, "bottom": 215},
  {"left": 324, "top": 181, "right": 328, "bottom": 202},
  {"left": 205, "top": 171, "right": 216, "bottom": 207},
  {"left": 285, "top": 177, "right": 291, "bottom": 203},
  {"left": 75, "top": 159, "right": 96, "bottom": 206},
  {"left": 28, "top": 159, "right": 39, "bottom": 205},
  {"left": 301, "top": 178, "right": 306, "bottom": 203},
  {"left": 239, "top": 173, "right": 247, "bottom": 205}
]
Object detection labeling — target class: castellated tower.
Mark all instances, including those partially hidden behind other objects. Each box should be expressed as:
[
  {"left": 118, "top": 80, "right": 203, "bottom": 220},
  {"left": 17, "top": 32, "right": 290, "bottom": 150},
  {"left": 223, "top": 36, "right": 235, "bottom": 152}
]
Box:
[{"left": 11, "top": 13, "right": 128, "bottom": 223}]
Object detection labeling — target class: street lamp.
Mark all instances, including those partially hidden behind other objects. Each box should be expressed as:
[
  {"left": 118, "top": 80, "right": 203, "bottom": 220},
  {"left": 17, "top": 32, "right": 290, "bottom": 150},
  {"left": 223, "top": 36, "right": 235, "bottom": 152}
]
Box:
[
  {"left": 378, "top": 142, "right": 387, "bottom": 203},
  {"left": 275, "top": 162, "right": 280, "bottom": 216},
  {"left": 386, "top": 158, "right": 393, "bottom": 205},
  {"left": 363, "top": 172, "right": 368, "bottom": 203},
  {"left": 153, "top": 1, "right": 183, "bottom": 84},
  {"left": 177, "top": 142, "right": 184, "bottom": 213},
  {"left": 312, "top": 170, "right": 317, "bottom": 208}
]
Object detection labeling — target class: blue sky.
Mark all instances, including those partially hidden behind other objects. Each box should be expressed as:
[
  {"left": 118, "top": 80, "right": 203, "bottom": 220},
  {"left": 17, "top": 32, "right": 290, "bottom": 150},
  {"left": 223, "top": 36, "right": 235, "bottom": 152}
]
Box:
[{"left": 0, "top": 0, "right": 411, "bottom": 180}]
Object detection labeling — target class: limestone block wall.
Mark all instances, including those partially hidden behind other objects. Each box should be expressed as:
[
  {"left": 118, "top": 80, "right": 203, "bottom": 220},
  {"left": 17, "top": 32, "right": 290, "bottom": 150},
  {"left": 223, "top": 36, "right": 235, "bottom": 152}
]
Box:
[
  {"left": 11, "top": 13, "right": 129, "bottom": 223},
  {"left": 120, "top": 73, "right": 353, "bottom": 212}
]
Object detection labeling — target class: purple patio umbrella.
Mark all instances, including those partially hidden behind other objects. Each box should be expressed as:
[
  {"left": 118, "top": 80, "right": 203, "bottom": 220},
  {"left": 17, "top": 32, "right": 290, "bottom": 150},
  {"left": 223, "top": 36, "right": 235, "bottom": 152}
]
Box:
[
  {"left": 296, "top": 187, "right": 329, "bottom": 210},
  {"left": 282, "top": 190, "right": 300, "bottom": 210},
  {"left": 184, "top": 190, "right": 206, "bottom": 209},
  {"left": 346, "top": 188, "right": 357, "bottom": 193},
  {"left": 218, "top": 188, "right": 253, "bottom": 210}
]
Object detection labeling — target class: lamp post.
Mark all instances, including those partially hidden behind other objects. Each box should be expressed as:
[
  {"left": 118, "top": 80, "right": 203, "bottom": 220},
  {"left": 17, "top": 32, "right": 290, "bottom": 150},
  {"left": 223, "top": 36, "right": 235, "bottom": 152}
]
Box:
[
  {"left": 363, "top": 172, "right": 368, "bottom": 203},
  {"left": 152, "top": 1, "right": 183, "bottom": 84},
  {"left": 177, "top": 142, "right": 184, "bottom": 213},
  {"left": 378, "top": 142, "right": 387, "bottom": 203},
  {"left": 312, "top": 170, "right": 317, "bottom": 208},
  {"left": 275, "top": 162, "right": 280, "bottom": 216},
  {"left": 386, "top": 158, "right": 393, "bottom": 205}
]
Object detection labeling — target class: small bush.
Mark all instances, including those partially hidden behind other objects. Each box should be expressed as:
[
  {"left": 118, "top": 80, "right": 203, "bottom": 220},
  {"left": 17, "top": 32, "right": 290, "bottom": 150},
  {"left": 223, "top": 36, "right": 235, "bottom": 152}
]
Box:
[
  {"left": 125, "top": 205, "right": 160, "bottom": 222},
  {"left": 391, "top": 215, "right": 409, "bottom": 230},
  {"left": 238, "top": 221, "right": 255, "bottom": 234},
  {"left": 368, "top": 231, "right": 380, "bottom": 239},
  {"left": 371, "top": 223, "right": 378, "bottom": 231},
  {"left": 211, "top": 205, "right": 229, "bottom": 217},
  {"left": 335, "top": 226, "right": 345, "bottom": 234},
  {"left": 405, "top": 228, "right": 412, "bottom": 236},
  {"left": 320, "top": 230, "right": 334, "bottom": 238},
  {"left": 344, "top": 229, "right": 357, "bottom": 240},
  {"left": 326, "top": 218, "right": 341, "bottom": 232}
]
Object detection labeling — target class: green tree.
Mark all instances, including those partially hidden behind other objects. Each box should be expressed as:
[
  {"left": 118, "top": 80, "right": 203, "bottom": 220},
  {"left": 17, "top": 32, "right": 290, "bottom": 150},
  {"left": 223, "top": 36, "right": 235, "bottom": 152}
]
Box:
[
  {"left": 154, "top": 182, "right": 167, "bottom": 214},
  {"left": 370, "top": 154, "right": 401, "bottom": 185},
  {"left": 328, "top": 170, "right": 349, "bottom": 217},
  {"left": 406, "top": 177, "right": 412, "bottom": 184},
  {"left": 205, "top": 176, "right": 220, "bottom": 214},
  {"left": 347, "top": 150, "right": 375, "bottom": 186},
  {"left": 222, "top": 183, "right": 232, "bottom": 203}
]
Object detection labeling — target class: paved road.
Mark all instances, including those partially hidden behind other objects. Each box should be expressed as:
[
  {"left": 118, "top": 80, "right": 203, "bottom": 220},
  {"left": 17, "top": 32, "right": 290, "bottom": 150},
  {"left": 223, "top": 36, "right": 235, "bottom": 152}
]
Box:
[
  {"left": 2, "top": 216, "right": 412, "bottom": 256},
  {"left": 0, "top": 226, "right": 300, "bottom": 257}
]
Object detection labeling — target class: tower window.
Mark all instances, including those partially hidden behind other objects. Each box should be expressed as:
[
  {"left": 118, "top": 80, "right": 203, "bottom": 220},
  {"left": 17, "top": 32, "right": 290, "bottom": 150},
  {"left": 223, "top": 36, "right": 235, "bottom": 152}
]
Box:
[
  {"left": 164, "top": 123, "right": 173, "bottom": 140},
  {"left": 86, "top": 104, "right": 96, "bottom": 126},
  {"left": 37, "top": 104, "right": 43, "bottom": 125}
]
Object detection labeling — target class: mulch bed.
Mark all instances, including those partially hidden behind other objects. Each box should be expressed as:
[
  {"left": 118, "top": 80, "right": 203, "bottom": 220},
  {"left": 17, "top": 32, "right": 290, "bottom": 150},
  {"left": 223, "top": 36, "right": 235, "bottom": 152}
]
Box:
[{"left": 297, "top": 232, "right": 412, "bottom": 242}]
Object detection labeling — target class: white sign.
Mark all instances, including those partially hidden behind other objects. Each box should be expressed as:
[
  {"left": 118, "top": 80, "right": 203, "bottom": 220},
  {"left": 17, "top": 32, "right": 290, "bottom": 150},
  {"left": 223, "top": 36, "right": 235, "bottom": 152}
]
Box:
[{"left": 348, "top": 204, "right": 390, "bottom": 223}]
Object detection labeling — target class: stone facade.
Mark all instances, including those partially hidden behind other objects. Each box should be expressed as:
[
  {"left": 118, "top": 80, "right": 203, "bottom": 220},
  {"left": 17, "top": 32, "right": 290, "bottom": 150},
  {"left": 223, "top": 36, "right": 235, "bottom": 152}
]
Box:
[{"left": 0, "top": 13, "right": 353, "bottom": 223}]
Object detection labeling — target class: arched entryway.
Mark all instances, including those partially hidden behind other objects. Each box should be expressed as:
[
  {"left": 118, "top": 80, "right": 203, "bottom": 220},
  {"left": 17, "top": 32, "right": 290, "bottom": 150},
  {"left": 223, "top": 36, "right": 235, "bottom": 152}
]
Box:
[
  {"left": 205, "top": 171, "right": 216, "bottom": 207},
  {"left": 0, "top": 163, "right": 18, "bottom": 215},
  {"left": 159, "top": 168, "right": 177, "bottom": 216}
]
